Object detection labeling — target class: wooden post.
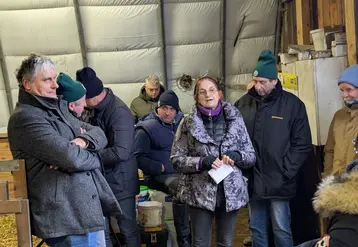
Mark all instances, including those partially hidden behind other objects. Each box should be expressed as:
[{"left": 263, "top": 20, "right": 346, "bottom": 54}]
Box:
[
  {"left": 12, "top": 160, "right": 28, "bottom": 199},
  {"left": 0, "top": 181, "right": 8, "bottom": 200},
  {"left": 15, "top": 199, "right": 32, "bottom": 247},
  {"left": 345, "top": 0, "right": 358, "bottom": 65},
  {"left": 296, "top": 0, "right": 311, "bottom": 45}
]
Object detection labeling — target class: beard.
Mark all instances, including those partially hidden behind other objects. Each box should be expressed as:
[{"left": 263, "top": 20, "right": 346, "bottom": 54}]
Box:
[{"left": 344, "top": 97, "right": 358, "bottom": 104}]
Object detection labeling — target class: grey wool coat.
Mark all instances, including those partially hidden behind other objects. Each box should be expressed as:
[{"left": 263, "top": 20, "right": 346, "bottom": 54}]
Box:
[
  {"left": 170, "top": 102, "right": 256, "bottom": 212},
  {"left": 7, "top": 90, "right": 121, "bottom": 239}
]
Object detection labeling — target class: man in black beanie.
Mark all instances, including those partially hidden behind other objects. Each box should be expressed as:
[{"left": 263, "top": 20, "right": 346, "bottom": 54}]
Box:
[
  {"left": 134, "top": 90, "right": 191, "bottom": 247},
  {"left": 76, "top": 67, "right": 140, "bottom": 247}
]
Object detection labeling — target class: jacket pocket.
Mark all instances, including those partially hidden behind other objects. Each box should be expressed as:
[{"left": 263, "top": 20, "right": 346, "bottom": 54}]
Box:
[{"left": 278, "top": 144, "right": 291, "bottom": 179}]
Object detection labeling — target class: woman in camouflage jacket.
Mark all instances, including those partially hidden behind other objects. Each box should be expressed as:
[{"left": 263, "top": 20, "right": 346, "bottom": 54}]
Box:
[{"left": 170, "top": 77, "right": 256, "bottom": 247}]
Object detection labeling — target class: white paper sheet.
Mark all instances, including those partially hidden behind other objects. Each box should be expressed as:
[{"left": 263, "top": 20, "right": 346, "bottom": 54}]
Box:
[{"left": 208, "top": 164, "right": 234, "bottom": 184}]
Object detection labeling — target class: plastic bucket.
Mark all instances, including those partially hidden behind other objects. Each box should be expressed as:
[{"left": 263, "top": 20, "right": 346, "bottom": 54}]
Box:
[{"left": 137, "top": 201, "right": 163, "bottom": 227}]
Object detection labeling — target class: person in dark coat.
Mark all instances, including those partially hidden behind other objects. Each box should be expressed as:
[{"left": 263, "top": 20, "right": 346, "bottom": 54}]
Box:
[
  {"left": 134, "top": 90, "right": 191, "bottom": 247},
  {"left": 77, "top": 67, "right": 140, "bottom": 247},
  {"left": 7, "top": 54, "right": 121, "bottom": 247},
  {"left": 295, "top": 160, "right": 358, "bottom": 247},
  {"left": 235, "top": 50, "right": 312, "bottom": 247}
]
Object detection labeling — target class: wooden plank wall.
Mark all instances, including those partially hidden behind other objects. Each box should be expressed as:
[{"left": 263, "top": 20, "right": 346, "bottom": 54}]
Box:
[
  {"left": 280, "top": 0, "right": 317, "bottom": 51},
  {"left": 317, "top": 0, "right": 345, "bottom": 28},
  {"left": 345, "top": 0, "right": 358, "bottom": 65},
  {"left": 0, "top": 135, "right": 15, "bottom": 199},
  {"left": 281, "top": 1, "right": 298, "bottom": 52}
]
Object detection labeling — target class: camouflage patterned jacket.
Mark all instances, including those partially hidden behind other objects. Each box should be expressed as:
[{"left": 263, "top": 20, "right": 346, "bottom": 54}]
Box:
[{"left": 170, "top": 102, "right": 256, "bottom": 212}]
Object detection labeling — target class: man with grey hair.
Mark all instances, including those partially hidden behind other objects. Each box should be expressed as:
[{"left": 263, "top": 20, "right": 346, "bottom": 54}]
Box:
[
  {"left": 7, "top": 54, "right": 121, "bottom": 247},
  {"left": 130, "top": 74, "right": 165, "bottom": 123}
]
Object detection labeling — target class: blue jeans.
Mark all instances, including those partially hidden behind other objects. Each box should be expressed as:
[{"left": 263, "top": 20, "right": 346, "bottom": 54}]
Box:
[
  {"left": 189, "top": 204, "right": 238, "bottom": 247},
  {"left": 44, "top": 231, "right": 105, "bottom": 247},
  {"left": 249, "top": 199, "right": 293, "bottom": 247}
]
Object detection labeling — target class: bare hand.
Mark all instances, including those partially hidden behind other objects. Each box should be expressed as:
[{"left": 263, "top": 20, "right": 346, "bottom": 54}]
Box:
[
  {"left": 71, "top": 138, "right": 88, "bottom": 148},
  {"left": 80, "top": 128, "right": 87, "bottom": 134},
  {"left": 161, "top": 164, "right": 165, "bottom": 172},
  {"left": 212, "top": 158, "right": 223, "bottom": 169},
  {"left": 222, "top": 155, "right": 235, "bottom": 166},
  {"left": 49, "top": 165, "right": 59, "bottom": 170}
]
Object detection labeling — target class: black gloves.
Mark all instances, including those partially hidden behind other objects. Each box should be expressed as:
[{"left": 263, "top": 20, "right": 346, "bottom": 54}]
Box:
[
  {"left": 225, "top": 151, "right": 242, "bottom": 165},
  {"left": 201, "top": 155, "right": 216, "bottom": 170}
]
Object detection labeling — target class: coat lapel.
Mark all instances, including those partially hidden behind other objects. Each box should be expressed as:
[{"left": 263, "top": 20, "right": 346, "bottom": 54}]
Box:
[{"left": 186, "top": 106, "right": 216, "bottom": 145}]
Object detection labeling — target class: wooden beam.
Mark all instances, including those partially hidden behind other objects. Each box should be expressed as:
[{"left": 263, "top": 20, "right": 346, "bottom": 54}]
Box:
[
  {"left": 0, "top": 181, "right": 8, "bottom": 200},
  {"left": 345, "top": 0, "right": 358, "bottom": 65},
  {"left": 12, "top": 160, "right": 28, "bottom": 199},
  {"left": 15, "top": 199, "right": 32, "bottom": 247},
  {"left": 296, "top": 0, "right": 311, "bottom": 45},
  {"left": 330, "top": 0, "right": 344, "bottom": 27},
  {"left": 317, "top": 0, "right": 325, "bottom": 28},
  {"left": 0, "top": 159, "right": 20, "bottom": 172},
  {"left": 0, "top": 199, "right": 22, "bottom": 214}
]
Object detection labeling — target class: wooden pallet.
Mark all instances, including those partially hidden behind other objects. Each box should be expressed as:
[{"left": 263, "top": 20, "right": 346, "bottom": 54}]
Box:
[
  {"left": 0, "top": 160, "right": 31, "bottom": 247},
  {"left": 0, "top": 134, "right": 32, "bottom": 247}
]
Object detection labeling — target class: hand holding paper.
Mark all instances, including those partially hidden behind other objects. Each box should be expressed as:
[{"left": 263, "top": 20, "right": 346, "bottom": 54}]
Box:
[{"left": 208, "top": 163, "right": 234, "bottom": 184}]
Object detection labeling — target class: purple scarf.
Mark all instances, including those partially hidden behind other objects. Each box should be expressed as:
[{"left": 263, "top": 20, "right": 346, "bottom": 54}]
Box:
[{"left": 197, "top": 100, "right": 222, "bottom": 117}]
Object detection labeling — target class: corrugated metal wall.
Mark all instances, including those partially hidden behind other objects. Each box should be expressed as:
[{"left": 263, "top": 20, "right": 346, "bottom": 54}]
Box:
[{"left": 0, "top": 0, "right": 279, "bottom": 131}]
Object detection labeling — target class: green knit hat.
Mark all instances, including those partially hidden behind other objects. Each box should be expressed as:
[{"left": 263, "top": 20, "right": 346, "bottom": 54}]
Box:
[
  {"left": 56, "top": 72, "right": 86, "bottom": 103},
  {"left": 253, "top": 50, "right": 277, "bottom": 79}
]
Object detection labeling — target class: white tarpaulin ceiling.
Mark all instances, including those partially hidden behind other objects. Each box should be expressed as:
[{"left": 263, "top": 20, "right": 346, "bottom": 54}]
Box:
[{"left": 0, "top": 0, "right": 279, "bottom": 130}]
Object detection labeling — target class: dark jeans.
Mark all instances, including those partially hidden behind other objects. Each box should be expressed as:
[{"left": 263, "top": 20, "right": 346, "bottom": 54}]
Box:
[
  {"left": 105, "top": 196, "right": 141, "bottom": 247},
  {"left": 117, "top": 196, "right": 141, "bottom": 247},
  {"left": 189, "top": 204, "right": 238, "bottom": 247}
]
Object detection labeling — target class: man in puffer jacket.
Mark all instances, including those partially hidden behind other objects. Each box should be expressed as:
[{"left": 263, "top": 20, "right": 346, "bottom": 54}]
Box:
[{"left": 134, "top": 90, "right": 191, "bottom": 247}]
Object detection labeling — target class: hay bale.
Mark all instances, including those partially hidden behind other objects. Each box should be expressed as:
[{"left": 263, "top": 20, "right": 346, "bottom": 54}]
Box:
[{"left": 0, "top": 215, "right": 46, "bottom": 247}]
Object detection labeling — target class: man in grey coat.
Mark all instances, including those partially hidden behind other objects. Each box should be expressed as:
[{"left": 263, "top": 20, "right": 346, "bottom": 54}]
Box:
[{"left": 7, "top": 54, "right": 121, "bottom": 247}]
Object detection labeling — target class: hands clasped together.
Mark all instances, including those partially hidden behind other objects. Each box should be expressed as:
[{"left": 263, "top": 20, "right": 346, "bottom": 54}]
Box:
[{"left": 201, "top": 151, "right": 242, "bottom": 170}]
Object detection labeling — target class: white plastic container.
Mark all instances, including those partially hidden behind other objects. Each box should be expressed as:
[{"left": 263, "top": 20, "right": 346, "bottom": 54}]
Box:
[
  {"left": 310, "top": 29, "right": 326, "bottom": 51},
  {"left": 149, "top": 190, "right": 174, "bottom": 220},
  {"left": 137, "top": 201, "right": 163, "bottom": 227}
]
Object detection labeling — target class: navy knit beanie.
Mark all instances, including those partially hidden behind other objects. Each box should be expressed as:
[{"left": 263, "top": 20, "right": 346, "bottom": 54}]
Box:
[
  {"left": 157, "top": 90, "right": 180, "bottom": 112},
  {"left": 76, "top": 67, "right": 104, "bottom": 99}
]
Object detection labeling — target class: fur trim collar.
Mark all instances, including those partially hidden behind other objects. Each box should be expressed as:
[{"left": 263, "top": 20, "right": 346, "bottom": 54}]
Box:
[{"left": 313, "top": 170, "right": 358, "bottom": 217}]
